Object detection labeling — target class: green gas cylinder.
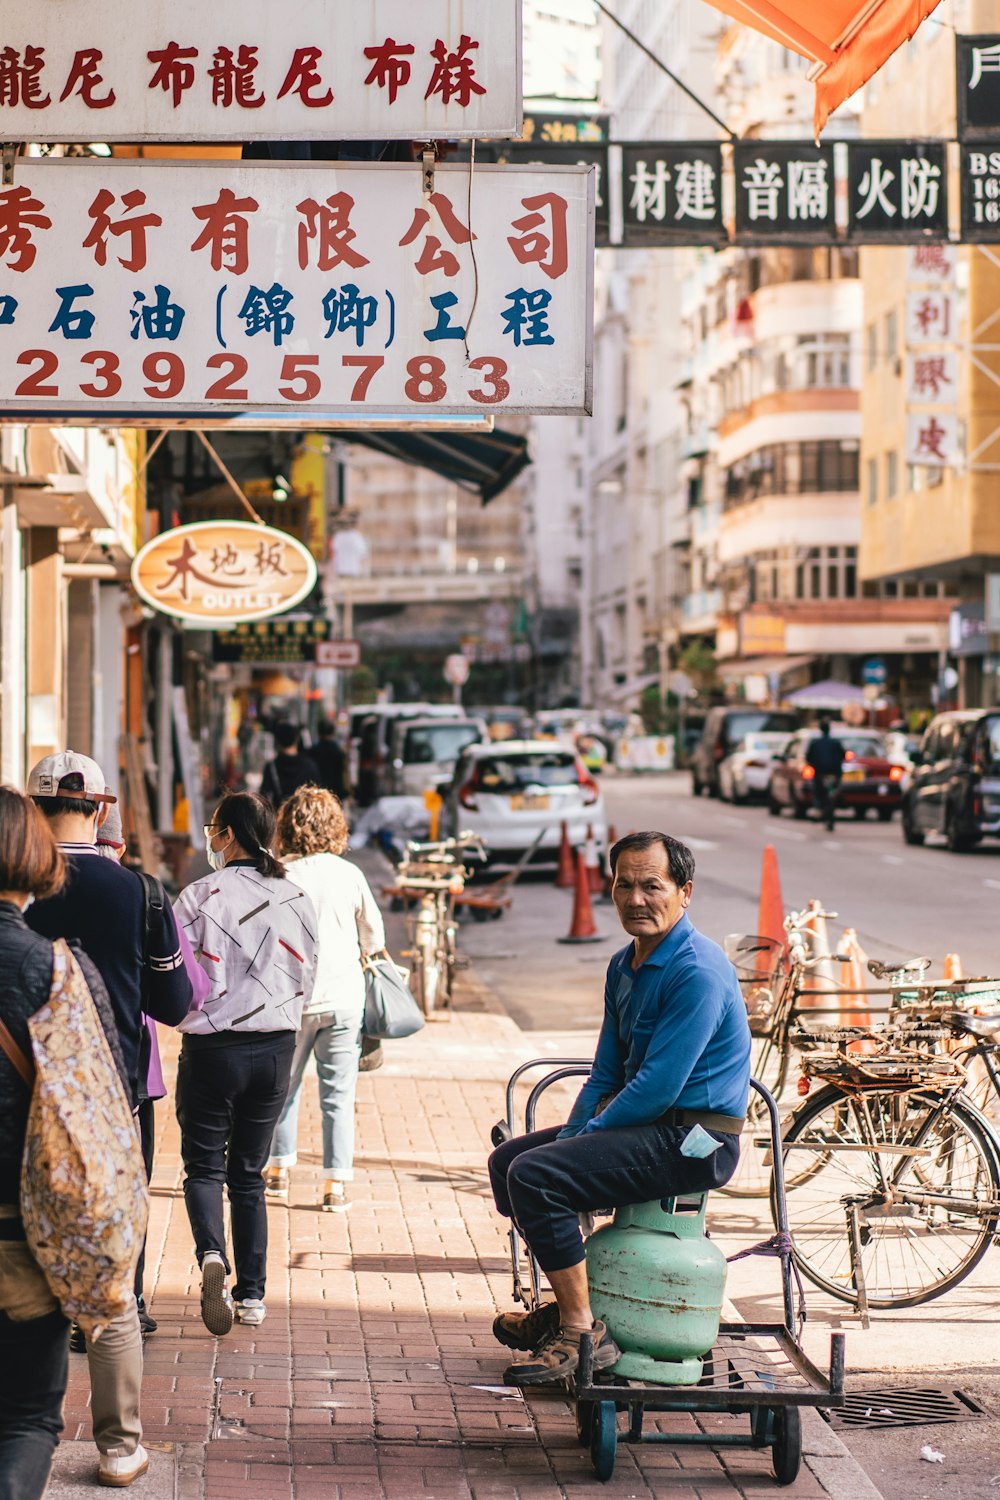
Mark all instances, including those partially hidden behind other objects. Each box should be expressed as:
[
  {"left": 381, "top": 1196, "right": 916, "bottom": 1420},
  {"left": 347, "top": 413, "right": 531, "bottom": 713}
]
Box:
[{"left": 585, "top": 1194, "right": 727, "bottom": 1385}]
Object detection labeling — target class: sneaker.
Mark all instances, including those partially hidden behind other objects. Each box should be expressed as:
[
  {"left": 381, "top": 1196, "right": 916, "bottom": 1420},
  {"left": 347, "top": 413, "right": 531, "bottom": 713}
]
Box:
[
  {"left": 69, "top": 1321, "right": 87, "bottom": 1354},
  {"left": 503, "top": 1320, "right": 620, "bottom": 1388},
  {"left": 264, "top": 1166, "right": 289, "bottom": 1197},
  {"left": 234, "top": 1298, "right": 267, "bottom": 1326},
  {"left": 98, "top": 1444, "right": 150, "bottom": 1488},
  {"left": 492, "top": 1301, "right": 561, "bottom": 1353},
  {"left": 200, "top": 1252, "right": 234, "bottom": 1336},
  {"left": 322, "top": 1183, "right": 349, "bottom": 1213},
  {"left": 136, "top": 1297, "right": 157, "bottom": 1337}
]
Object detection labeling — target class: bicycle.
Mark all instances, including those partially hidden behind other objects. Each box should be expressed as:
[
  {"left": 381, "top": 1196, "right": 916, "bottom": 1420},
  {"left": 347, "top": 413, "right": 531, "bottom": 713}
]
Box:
[
  {"left": 394, "top": 833, "right": 486, "bottom": 1018},
  {"left": 770, "top": 971, "right": 1000, "bottom": 1318}
]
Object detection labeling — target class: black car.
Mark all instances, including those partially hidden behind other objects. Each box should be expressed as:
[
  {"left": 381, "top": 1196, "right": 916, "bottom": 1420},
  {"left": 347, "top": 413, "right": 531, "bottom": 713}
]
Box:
[
  {"left": 691, "top": 707, "right": 799, "bottom": 797},
  {"left": 902, "top": 709, "right": 1000, "bottom": 852}
]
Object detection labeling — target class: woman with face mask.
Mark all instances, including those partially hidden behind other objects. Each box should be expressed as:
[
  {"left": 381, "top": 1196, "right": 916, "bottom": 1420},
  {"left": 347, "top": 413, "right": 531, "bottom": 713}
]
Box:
[{"left": 173, "top": 793, "right": 318, "bottom": 1336}]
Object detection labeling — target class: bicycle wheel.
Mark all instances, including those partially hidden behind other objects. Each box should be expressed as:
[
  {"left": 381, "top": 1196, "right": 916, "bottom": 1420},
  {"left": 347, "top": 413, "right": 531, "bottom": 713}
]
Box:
[
  {"left": 719, "top": 1031, "right": 792, "bottom": 1199},
  {"left": 772, "top": 1085, "right": 1000, "bottom": 1308}
]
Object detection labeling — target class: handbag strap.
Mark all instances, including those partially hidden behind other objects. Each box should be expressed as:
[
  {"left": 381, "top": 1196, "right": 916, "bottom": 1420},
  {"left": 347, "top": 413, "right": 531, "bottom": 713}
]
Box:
[{"left": 0, "top": 1017, "right": 34, "bottom": 1090}]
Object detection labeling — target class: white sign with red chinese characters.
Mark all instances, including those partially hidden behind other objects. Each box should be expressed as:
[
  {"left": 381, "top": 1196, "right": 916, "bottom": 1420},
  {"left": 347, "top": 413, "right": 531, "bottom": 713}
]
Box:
[
  {"left": 905, "top": 290, "right": 956, "bottom": 345},
  {"left": 0, "top": 1, "right": 521, "bottom": 141},
  {"left": 0, "top": 160, "right": 594, "bottom": 418},
  {"left": 905, "top": 412, "right": 960, "bottom": 468},
  {"left": 905, "top": 351, "right": 960, "bottom": 404},
  {"left": 906, "top": 244, "right": 957, "bottom": 283}
]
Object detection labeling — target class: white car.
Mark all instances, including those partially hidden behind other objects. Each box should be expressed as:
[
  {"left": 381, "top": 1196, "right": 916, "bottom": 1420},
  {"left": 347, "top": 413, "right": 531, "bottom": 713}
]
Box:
[
  {"left": 442, "top": 739, "right": 607, "bottom": 867},
  {"left": 718, "top": 732, "right": 792, "bottom": 804}
]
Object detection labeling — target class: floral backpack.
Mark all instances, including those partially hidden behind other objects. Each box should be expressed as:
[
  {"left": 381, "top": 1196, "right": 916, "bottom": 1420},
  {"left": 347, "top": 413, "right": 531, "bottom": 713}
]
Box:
[{"left": 6, "top": 940, "right": 148, "bottom": 1339}]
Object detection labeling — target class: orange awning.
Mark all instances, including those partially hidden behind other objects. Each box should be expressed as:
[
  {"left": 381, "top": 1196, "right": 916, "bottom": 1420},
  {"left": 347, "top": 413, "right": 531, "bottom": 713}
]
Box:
[{"left": 702, "top": 0, "right": 944, "bottom": 136}]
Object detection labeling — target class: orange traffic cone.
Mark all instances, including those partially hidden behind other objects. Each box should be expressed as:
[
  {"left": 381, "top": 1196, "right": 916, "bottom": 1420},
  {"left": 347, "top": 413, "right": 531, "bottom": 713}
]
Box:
[
  {"left": 555, "top": 820, "right": 575, "bottom": 889},
  {"left": 838, "top": 927, "right": 874, "bottom": 1052},
  {"left": 801, "top": 898, "right": 837, "bottom": 1013},
  {"left": 585, "top": 824, "right": 602, "bottom": 895},
  {"left": 944, "top": 952, "right": 964, "bottom": 980},
  {"left": 757, "top": 845, "right": 785, "bottom": 977},
  {"left": 557, "top": 849, "right": 603, "bottom": 944}
]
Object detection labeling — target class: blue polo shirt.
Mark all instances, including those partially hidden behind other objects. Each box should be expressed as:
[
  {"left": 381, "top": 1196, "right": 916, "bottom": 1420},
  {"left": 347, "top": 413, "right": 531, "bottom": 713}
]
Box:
[{"left": 561, "top": 913, "right": 751, "bottom": 1136}]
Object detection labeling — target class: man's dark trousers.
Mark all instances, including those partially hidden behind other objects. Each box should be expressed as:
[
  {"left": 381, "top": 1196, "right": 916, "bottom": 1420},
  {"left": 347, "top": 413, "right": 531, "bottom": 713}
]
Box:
[{"left": 489, "top": 1123, "right": 739, "bottom": 1274}]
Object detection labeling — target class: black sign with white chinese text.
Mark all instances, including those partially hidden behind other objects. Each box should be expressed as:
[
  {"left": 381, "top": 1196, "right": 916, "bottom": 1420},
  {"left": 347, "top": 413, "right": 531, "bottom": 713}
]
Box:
[
  {"left": 622, "top": 143, "right": 725, "bottom": 246},
  {"left": 960, "top": 142, "right": 1000, "bottom": 240},
  {"left": 212, "top": 616, "right": 331, "bottom": 664},
  {"left": 846, "top": 141, "right": 948, "bottom": 242},
  {"left": 957, "top": 36, "right": 1000, "bottom": 141},
  {"left": 733, "top": 142, "right": 835, "bottom": 242},
  {"left": 520, "top": 113, "right": 609, "bottom": 145}
]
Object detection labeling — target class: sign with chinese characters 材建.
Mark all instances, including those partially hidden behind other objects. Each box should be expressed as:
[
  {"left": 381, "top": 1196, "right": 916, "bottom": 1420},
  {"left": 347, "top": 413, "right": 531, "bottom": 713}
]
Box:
[
  {"left": 905, "top": 412, "right": 960, "bottom": 469},
  {"left": 960, "top": 144, "right": 1000, "bottom": 242},
  {"left": 0, "top": 0, "right": 522, "bottom": 141},
  {"left": 845, "top": 142, "right": 948, "bottom": 242},
  {"left": 733, "top": 142, "right": 835, "bottom": 242},
  {"left": 621, "top": 144, "right": 725, "bottom": 246},
  {"left": 132, "top": 521, "right": 318, "bottom": 624},
  {"left": 212, "top": 615, "right": 331, "bottom": 663},
  {"left": 0, "top": 159, "right": 594, "bottom": 419},
  {"left": 957, "top": 35, "right": 1000, "bottom": 141},
  {"left": 905, "top": 351, "right": 959, "bottom": 405}
]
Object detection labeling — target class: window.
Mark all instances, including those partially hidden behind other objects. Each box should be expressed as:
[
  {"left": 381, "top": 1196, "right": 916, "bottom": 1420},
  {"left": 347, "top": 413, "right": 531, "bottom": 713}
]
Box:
[
  {"left": 867, "top": 458, "right": 878, "bottom": 507},
  {"left": 886, "top": 450, "right": 898, "bottom": 499},
  {"left": 927, "top": 466, "right": 944, "bottom": 488},
  {"left": 867, "top": 322, "right": 878, "bottom": 372},
  {"left": 885, "top": 309, "right": 898, "bottom": 359}
]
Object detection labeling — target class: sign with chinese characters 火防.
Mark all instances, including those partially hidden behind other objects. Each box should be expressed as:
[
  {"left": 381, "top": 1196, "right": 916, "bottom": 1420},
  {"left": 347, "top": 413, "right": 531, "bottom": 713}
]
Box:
[
  {"left": 132, "top": 521, "right": 318, "bottom": 624},
  {"left": 845, "top": 141, "right": 948, "bottom": 243},
  {"left": 0, "top": 1, "right": 522, "bottom": 141},
  {"left": 212, "top": 616, "right": 331, "bottom": 663},
  {"left": 957, "top": 35, "right": 1000, "bottom": 141},
  {"left": 905, "top": 412, "right": 960, "bottom": 469},
  {"left": 622, "top": 144, "right": 725, "bottom": 247},
  {"left": 960, "top": 144, "right": 1000, "bottom": 242},
  {"left": 0, "top": 160, "right": 593, "bottom": 419},
  {"left": 733, "top": 142, "right": 834, "bottom": 242}
]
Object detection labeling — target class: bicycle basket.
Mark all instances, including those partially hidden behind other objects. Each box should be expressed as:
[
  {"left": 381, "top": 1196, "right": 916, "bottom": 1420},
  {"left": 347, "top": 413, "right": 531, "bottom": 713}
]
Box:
[{"left": 724, "top": 934, "right": 784, "bottom": 1033}]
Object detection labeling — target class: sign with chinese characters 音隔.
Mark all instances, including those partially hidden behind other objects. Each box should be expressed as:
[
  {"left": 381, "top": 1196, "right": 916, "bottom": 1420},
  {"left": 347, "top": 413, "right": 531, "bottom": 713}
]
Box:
[
  {"left": 132, "top": 521, "right": 318, "bottom": 624},
  {"left": 0, "top": 1, "right": 522, "bottom": 141},
  {"left": 846, "top": 142, "right": 948, "bottom": 242},
  {"left": 733, "top": 142, "right": 835, "bottom": 242},
  {"left": 0, "top": 160, "right": 593, "bottom": 419}
]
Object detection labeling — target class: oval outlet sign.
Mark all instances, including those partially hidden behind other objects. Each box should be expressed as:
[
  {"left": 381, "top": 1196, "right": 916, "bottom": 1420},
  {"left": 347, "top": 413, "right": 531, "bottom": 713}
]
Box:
[{"left": 131, "top": 520, "right": 318, "bottom": 626}]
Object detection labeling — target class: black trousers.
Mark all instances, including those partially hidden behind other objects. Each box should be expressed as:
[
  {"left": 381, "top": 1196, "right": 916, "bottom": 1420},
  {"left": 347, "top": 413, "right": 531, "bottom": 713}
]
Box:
[
  {"left": 489, "top": 1122, "right": 739, "bottom": 1274},
  {"left": 176, "top": 1031, "right": 295, "bottom": 1301},
  {"left": 0, "top": 1308, "right": 68, "bottom": 1500},
  {"left": 134, "top": 1096, "right": 155, "bottom": 1300}
]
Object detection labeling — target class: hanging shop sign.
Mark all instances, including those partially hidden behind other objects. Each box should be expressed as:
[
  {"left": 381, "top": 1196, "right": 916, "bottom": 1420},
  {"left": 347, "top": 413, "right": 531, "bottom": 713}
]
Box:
[
  {"left": 212, "top": 616, "right": 331, "bottom": 664},
  {"left": 960, "top": 144, "right": 1000, "bottom": 242},
  {"left": 957, "top": 36, "right": 1000, "bottom": 141},
  {"left": 0, "top": 159, "right": 593, "bottom": 419},
  {"left": 733, "top": 142, "right": 834, "bottom": 244},
  {"left": 845, "top": 141, "right": 948, "bottom": 243},
  {"left": 905, "top": 351, "right": 958, "bottom": 404},
  {"left": 0, "top": 0, "right": 522, "bottom": 142},
  {"left": 132, "top": 520, "right": 318, "bottom": 624},
  {"left": 623, "top": 144, "right": 725, "bottom": 247},
  {"left": 904, "top": 412, "right": 960, "bottom": 469}
]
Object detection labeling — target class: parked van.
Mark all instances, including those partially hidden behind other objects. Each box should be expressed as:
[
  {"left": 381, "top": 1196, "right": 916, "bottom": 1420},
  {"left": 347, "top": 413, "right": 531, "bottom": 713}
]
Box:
[
  {"left": 388, "top": 716, "right": 487, "bottom": 796},
  {"left": 690, "top": 708, "right": 799, "bottom": 797},
  {"left": 350, "top": 703, "right": 467, "bottom": 804},
  {"left": 902, "top": 709, "right": 1000, "bottom": 851}
]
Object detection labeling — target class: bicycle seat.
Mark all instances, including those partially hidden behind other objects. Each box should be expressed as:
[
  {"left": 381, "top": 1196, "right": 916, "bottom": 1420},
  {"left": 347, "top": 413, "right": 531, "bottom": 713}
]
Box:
[
  {"left": 949, "top": 1010, "right": 1000, "bottom": 1038},
  {"left": 867, "top": 956, "right": 932, "bottom": 979}
]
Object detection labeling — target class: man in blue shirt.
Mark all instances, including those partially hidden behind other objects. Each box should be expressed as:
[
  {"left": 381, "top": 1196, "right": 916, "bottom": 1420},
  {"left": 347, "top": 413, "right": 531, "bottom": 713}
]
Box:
[{"left": 489, "top": 830, "right": 751, "bottom": 1386}]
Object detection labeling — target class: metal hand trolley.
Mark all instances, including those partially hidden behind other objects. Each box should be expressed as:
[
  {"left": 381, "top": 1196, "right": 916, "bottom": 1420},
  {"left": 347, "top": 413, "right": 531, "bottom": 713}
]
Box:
[{"left": 492, "top": 1060, "right": 846, "bottom": 1485}]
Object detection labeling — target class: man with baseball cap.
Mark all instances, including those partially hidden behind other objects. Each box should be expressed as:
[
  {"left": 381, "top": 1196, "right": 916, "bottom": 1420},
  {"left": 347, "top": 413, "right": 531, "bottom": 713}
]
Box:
[{"left": 26, "top": 750, "right": 193, "bottom": 1490}]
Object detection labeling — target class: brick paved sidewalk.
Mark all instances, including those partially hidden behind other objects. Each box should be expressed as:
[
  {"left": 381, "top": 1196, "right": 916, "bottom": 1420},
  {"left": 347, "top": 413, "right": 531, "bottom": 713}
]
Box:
[{"left": 49, "top": 981, "right": 877, "bottom": 1500}]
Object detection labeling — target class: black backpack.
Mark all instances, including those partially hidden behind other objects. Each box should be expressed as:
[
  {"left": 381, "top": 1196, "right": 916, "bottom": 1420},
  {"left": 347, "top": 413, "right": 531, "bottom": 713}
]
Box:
[{"left": 134, "top": 870, "right": 168, "bottom": 1102}]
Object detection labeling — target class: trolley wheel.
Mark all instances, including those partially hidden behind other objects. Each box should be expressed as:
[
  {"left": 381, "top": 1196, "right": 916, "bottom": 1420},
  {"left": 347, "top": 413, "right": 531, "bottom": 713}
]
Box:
[
  {"left": 490, "top": 1120, "right": 512, "bottom": 1148},
  {"left": 590, "top": 1400, "right": 617, "bottom": 1482},
  {"left": 574, "top": 1400, "right": 594, "bottom": 1446},
  {"left": 770, "top": 1406, "right": 802, "bottom": 1486}
]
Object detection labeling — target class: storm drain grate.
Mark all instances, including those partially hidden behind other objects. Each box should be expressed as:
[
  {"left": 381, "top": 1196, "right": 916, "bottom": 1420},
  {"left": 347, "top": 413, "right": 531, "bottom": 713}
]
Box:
[{"left": 824, "top": 1387, "right": 985, "bottom": 1432}]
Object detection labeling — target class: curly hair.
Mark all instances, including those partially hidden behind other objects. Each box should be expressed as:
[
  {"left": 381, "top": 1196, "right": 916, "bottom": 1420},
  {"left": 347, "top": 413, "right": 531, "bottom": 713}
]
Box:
[{"left": 276, "top": 785, "right": 349, "bottom": 860}]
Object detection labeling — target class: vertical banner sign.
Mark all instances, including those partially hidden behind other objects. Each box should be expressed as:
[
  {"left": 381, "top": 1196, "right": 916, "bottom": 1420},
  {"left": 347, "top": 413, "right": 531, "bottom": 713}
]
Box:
[
  {"left": 0, "top": 1, "right": 522, "bottom": 141},
  {"left": 905, "top": 412, "right": 959, "bottom": 468},
  {"left": 0, "top": 160, "right": 594, "bottom": 418},
  {"left": 905, "top": 350, "right": 958, "bottom": 405},
  {"left": 845, "top": 141, "right": 948, "bottom": 242},
  {"left": 956, "top": 35, "right": 1000, "bottom": 140},
  {"left": 960, "top": 144, "right": 1000, "bottom": 241},
  {"left": 621, "top": 144, "right": 725, "bottom": 247},
  {"left": 733, "top": 142, "right": 835, "bottom": 242}
]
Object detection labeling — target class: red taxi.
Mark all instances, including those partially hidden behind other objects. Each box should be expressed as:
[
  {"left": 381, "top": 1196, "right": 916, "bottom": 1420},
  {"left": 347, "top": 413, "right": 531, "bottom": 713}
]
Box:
[{"left": 766, "top": 726, "right": 906, "bottom": 822}]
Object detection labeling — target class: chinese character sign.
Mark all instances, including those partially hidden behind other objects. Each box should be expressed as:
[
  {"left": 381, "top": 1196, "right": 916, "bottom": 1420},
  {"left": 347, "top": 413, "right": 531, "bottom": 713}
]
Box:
[
  {"left": 621, "top": 145, "right": 725, "bottom": 246},
  {"left": 846, "top": 141, "right": 948, "bottom": 241},
  {"left": 905, "top": 412, "right": 959, "bottom": 468},
  {"left": 960, "top": 145, "right": 1000, "bottom": 242},
  {"left": 0, "top": 0, "right": 521, "bottom": 140},
  {"left": 906, "top": 244, "right": 956, "bottom": 282},
  {"left": 132, "top": 521, "right": 318, "bottom": 624},
  {"left": 0, "top": 160, "right": 593, "bottom": 417},
  {"left": 957, "top": 35, "right": 1000, "bottom": 140},
  {"left": 905, "top": 351, "right": 959, "bottom": 404},
  {"left": 905, "top": 291, "right": 956, "bottom": 345},
  {"left": 733, "top": 143, "right": 835, "bottom": 240}
]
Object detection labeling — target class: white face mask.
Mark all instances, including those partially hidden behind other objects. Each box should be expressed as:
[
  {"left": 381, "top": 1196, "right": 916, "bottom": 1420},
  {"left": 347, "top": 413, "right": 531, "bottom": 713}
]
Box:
[{"left": 205, "top": 830, "right": 230, "bottom": 871}]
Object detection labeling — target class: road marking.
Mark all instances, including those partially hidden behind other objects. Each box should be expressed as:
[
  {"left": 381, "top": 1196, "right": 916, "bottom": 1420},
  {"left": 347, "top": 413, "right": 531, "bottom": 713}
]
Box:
[
  {"left": 984, "top": 879, "right": 1000, "bottom": 891},
  {"left": 674, "top": 835, "right": 719, "bottom": 851},
  {"left": 768, "top": 826, "right": 806, "bottom": 842},
  {"left": 883, "top": 855, "right": 904, "bottom": 866},
  {"left": 822, "top": 840, "right": 842, "bottom": 850},
  {"left": 719, "top": 815, "right": 748, "bottom": 828}
]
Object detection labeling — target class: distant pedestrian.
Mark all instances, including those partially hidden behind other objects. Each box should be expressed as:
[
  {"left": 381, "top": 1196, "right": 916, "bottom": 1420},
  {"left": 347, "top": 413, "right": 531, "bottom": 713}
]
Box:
[
  {"left": 805, "top": 719, "right": 846, "bottom": 832},
  {"left": 311, "top": 719, "right": 349, "bottom": 801},
  {"left": 261, "top": 723, "right": 319, "bottom": 808},
  {"left": 174, "top": 793, "right": 318, "bottom": 1335},
  {"left": 265, "top": 786, "right": 384, "bottom": 1213}
]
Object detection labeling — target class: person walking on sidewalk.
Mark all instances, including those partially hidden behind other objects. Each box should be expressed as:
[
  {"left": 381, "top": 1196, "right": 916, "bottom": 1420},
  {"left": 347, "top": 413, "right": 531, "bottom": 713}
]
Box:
[
  {"left": 264, "top": 786, "right": 385, "bottom": 1212},
  {"left": 261, "top": 723, "right": 319, "bottom": 809},
  {"left": 488, "top": 830, "right": 751, "bottom": 1386},
  {"left": 805, "top": 718, "right": 846, "bottom": 832},
  {"left": 0, "top": 787, "right": 132, "bottom": 1500},
  {"left": 310, "top": 720, "right": 349, "bottom": 801},
  {"left": 174, "top": 793, "right": 318, "bottom": 1336},
  {"left": 26, "top": 751, "right": 193, "bottom": 1490}
]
